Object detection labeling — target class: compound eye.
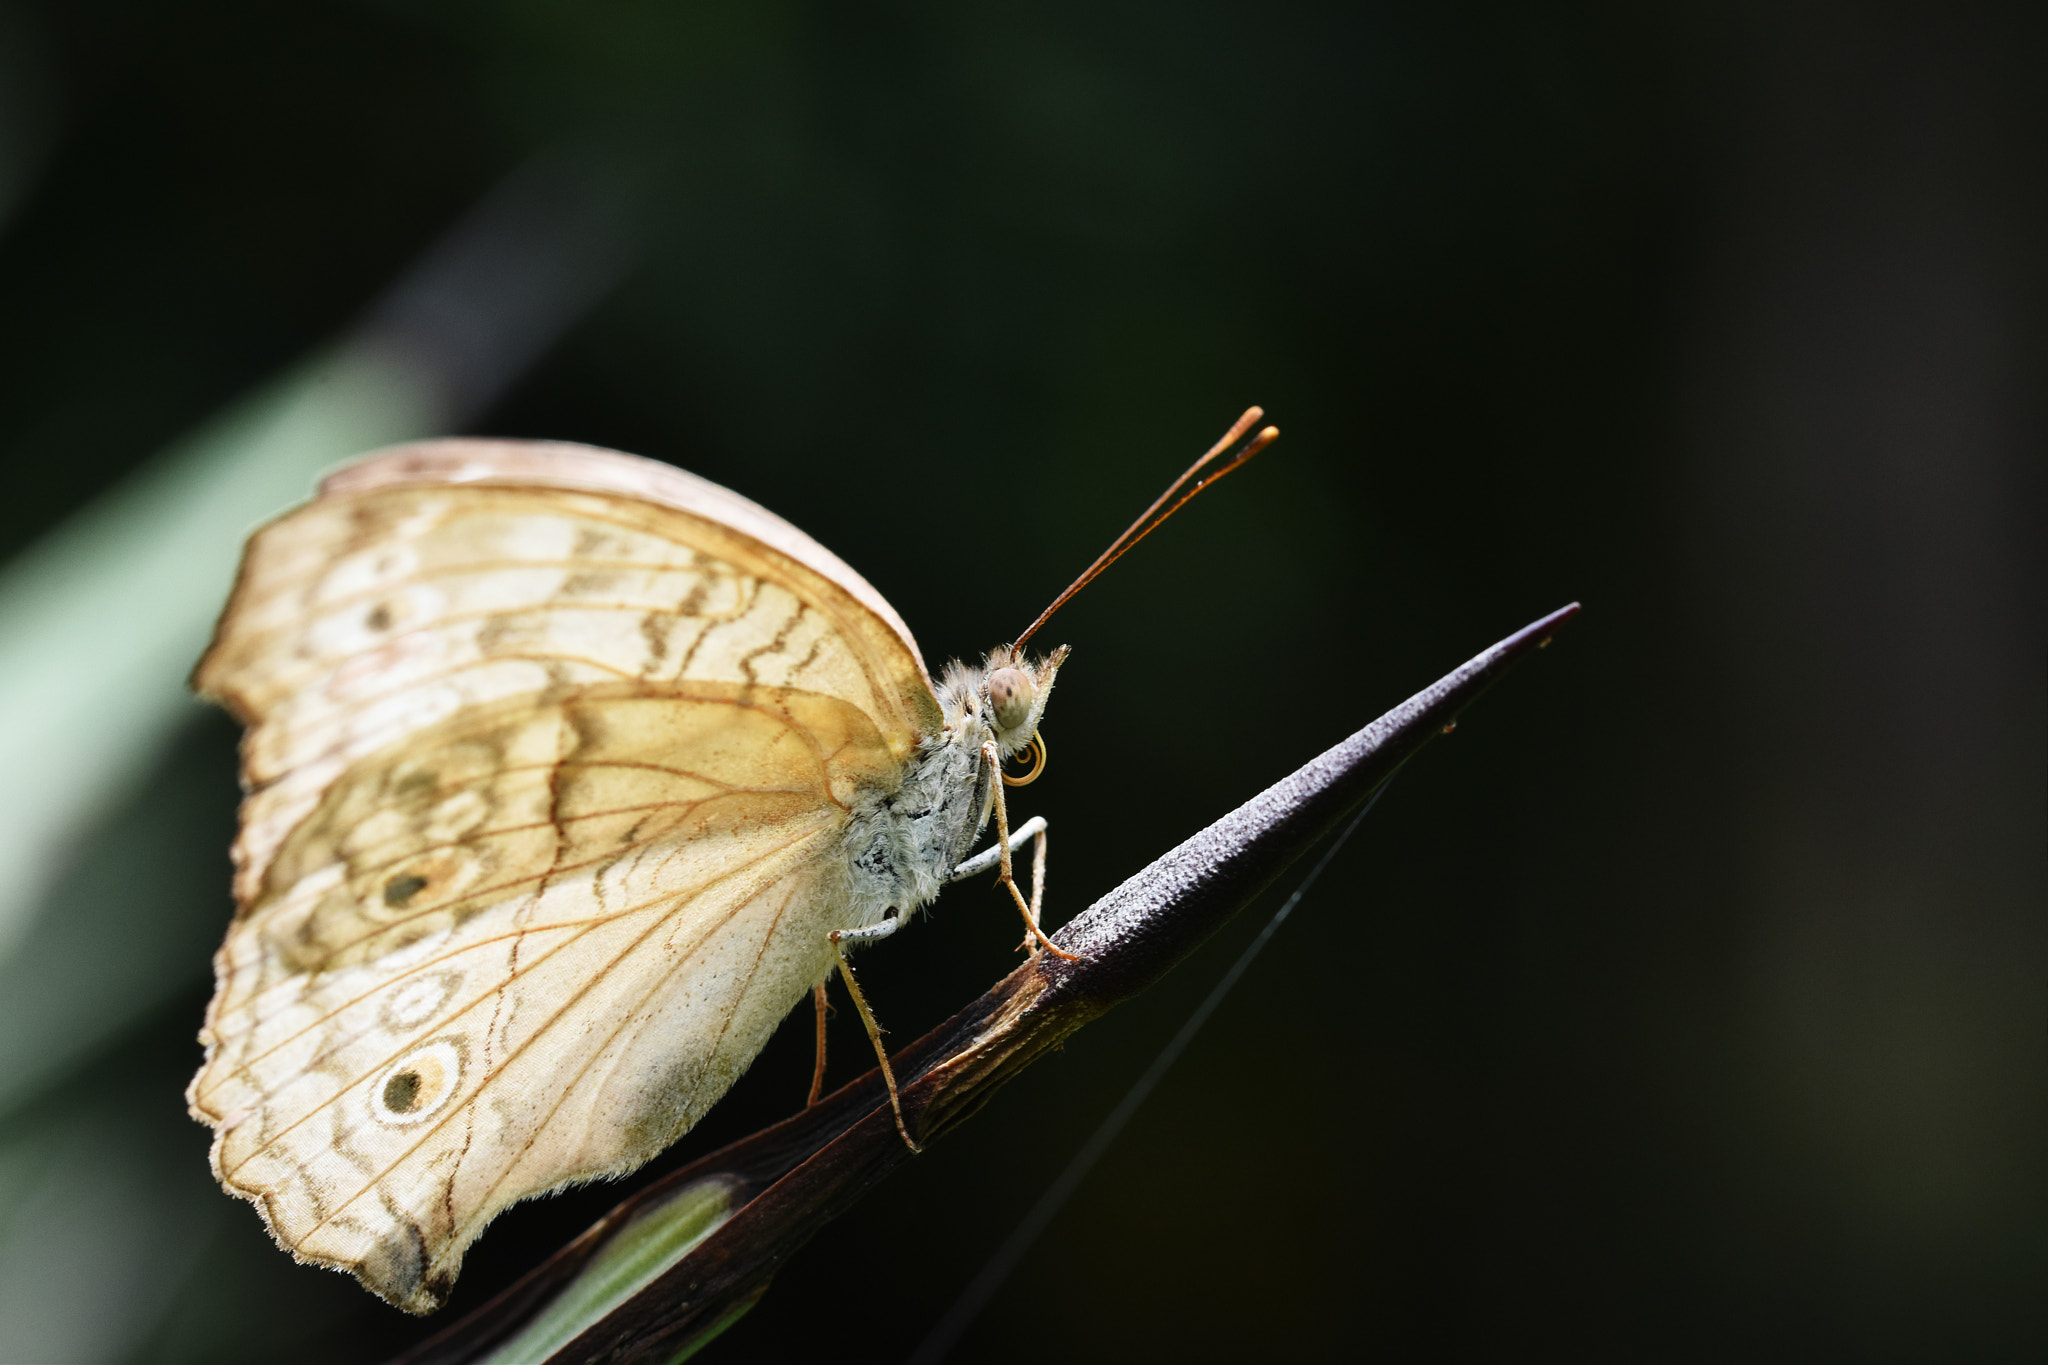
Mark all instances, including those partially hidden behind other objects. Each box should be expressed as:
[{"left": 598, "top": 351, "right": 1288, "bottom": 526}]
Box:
[{"left": 986, "top": 667, "right": 1035, "bottom": 732}]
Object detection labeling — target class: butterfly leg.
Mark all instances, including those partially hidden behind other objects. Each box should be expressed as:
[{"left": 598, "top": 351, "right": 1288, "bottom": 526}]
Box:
[
  {"left": 982, "top": 741, "right": 1079, "bottom": 961},
  {"left": 948, "top": 816, "right": 1045, "bottom": 883},
  {"left": 1017, "top": 822, "right": 1049, "bottom": 956},
  {"left": 829, "top": 915, "right": 921, "bottom": 1152},
  {"left": 806, "top": 980, "right": 831, "bottom": 1108}
]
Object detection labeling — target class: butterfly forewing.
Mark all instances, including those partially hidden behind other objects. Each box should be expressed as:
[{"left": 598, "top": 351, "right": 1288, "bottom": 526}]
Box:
[{"left": 188, "top": 441, "right": 940, "bottom": 1312}]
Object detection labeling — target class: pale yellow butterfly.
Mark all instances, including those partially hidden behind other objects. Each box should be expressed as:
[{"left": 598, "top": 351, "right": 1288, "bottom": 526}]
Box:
[{"left": 186, "top": 415, "right": 1274, "bottom": 1313}]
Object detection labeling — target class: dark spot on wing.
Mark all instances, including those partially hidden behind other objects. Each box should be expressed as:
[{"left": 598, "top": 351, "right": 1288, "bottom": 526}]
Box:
[
  {"left": 640, "top": 610, "right": 670, "bottom": 669},
  {"left": 383, "top": 1070, "right": 423, "bottom": 1113},
  {"left": 393, "top": 770, "right": 438, "bottom": 800},
  {"left": 384, "top": 873, "right": 430, "bottom": 907}
]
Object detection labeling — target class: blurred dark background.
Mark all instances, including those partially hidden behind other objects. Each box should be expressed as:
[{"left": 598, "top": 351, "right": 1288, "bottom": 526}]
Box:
[{"left": 0, "top": 2, "right": 2039, "bottom": 1361}]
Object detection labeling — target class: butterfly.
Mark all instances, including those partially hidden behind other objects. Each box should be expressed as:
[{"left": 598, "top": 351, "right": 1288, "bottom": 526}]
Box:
[{"left": 185, "top": 413, "right": 1276, "bottom": 1313}]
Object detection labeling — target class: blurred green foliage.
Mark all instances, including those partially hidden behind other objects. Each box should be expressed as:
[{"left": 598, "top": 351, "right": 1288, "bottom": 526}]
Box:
[{"left": 0, "top": 1, "right": 2039, "bottom": 1361}]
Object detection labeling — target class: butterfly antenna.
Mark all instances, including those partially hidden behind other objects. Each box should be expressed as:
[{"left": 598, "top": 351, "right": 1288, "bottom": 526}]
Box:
[{"left": 1012, "top": 406, "right": 1280, "bottom": 652}]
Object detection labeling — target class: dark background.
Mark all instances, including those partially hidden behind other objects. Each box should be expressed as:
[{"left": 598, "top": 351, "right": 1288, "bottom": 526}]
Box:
[{"left": 0, "top": 2, "right": 2040, "bottom": 1361}]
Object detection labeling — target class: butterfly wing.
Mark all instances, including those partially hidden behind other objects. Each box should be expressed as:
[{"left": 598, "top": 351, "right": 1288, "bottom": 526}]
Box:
[{"left": 187, "top": 440, "right": 941, "bottom": 1312}]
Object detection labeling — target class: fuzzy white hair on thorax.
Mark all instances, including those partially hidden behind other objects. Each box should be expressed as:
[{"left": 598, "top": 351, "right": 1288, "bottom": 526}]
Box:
[{"left": 831, "top": 643, "right": 1069, "bottom": 945}]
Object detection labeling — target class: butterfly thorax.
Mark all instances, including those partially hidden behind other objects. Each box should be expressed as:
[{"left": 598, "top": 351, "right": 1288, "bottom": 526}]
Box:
[{"left": 833, "top": 646, "right": 1065, "bottom": 939}]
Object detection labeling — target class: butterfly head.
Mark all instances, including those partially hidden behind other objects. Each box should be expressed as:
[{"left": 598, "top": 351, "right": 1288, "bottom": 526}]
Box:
[
  {"left": 982, "top": 642, "right": 1067, "bottom": 759},
  {"left": 937, "top": 644, "right": 1066, "bottom": 761}
]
